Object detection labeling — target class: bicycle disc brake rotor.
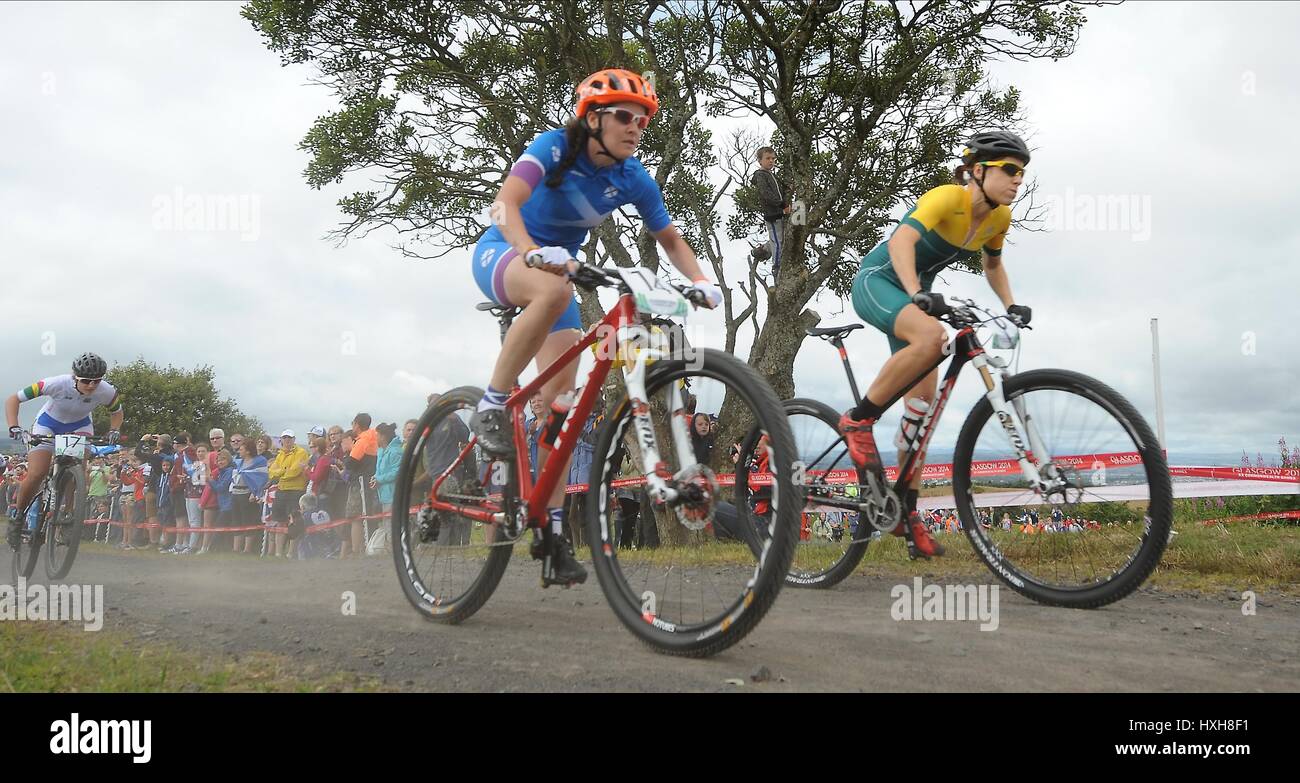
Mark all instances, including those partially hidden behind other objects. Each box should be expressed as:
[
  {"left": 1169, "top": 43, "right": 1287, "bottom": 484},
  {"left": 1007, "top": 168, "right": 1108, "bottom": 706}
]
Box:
[
  {"left": 860, "top": 473, "right": 903, "bottom": 533},
  {"left": 673, "top": 464, "right": 719, "bottom": 532}
]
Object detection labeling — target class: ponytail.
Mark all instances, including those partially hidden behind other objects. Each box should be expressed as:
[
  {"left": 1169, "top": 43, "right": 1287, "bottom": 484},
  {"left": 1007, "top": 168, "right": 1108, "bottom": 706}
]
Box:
[{"left": 546, "top": 116, "right": 591, "bottom": 189}]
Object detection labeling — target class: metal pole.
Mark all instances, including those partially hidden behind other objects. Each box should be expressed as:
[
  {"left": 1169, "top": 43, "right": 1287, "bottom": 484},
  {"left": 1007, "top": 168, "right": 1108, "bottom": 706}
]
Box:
[{"left": 1150, "top": 318, "right": 1167, "bottom": 452}]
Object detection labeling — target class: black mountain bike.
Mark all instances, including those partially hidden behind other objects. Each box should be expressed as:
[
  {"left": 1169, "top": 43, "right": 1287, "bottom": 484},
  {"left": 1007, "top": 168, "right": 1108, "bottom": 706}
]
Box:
[
  {"left": 10, "top": 432, "right": 111, "bottom": 580},
  {"left": 736, "top": 294, "right": 1173, "bottom": 608}
]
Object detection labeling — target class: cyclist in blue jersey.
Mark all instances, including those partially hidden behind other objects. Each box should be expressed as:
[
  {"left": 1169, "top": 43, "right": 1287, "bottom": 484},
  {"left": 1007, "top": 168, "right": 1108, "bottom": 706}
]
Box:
[
  {"left": 470, "top": 68, "right": 723, "bottom": 584},
  {"left": 5, "top": 352, "right": 124, "bottom": 546}
]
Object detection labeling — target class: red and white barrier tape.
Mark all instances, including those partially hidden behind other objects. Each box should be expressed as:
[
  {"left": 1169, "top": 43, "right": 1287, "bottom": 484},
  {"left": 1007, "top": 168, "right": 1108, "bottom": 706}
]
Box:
[
  {"left": 78, "top": 510, "right": 392, "bottom": 536},
  {"left": 1200, "top": 510, "right": 1300, "bottom": 526}
]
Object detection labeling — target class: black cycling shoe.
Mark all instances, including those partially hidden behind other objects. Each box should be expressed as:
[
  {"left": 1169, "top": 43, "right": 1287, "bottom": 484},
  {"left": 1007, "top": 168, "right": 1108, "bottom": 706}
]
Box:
[
  {"left": 6, "top": 520, "right": 22, "bottom": 549},
  {"left": 470, "top": 408, "right": 515, "bottom": 459},
  {"left": 542, "top": 535, "right": 587, "bottom": 588}
]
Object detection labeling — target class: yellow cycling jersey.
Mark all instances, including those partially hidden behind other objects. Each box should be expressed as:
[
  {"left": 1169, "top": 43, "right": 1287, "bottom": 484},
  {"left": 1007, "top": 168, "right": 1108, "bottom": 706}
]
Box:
[{"left": 900, "top": 183, "right": 1009, "bottom": 260}]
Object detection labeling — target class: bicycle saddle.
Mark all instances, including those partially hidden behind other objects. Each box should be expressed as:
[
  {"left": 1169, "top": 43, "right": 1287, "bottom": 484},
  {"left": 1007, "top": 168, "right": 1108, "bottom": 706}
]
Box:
[
  {"left": 477, "top": 301, "right": 521, "bottom": 316},
  {"left": 805, "top": 323, "right": 863, "bottom": 340}
]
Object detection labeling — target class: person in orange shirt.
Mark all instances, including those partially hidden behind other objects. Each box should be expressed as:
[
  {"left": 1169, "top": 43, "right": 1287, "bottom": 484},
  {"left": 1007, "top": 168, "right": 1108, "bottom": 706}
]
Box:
[
  {"left": 121, "top": 455, "right": 147, "bottom": 549},
  {"left": 345, "top": 413, "right": 380, "bottom": 557}
]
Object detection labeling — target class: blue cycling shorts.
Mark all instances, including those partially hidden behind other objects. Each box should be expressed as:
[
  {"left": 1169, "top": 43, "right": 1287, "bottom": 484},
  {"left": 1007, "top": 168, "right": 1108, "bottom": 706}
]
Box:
[{"left": 471, "top": 240, "right": 581, "bottom": 333}]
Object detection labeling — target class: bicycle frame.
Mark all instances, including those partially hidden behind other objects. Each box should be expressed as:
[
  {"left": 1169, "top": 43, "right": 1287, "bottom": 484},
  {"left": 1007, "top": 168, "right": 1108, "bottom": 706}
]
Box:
[
  {"left": 813, "top": 317, "right": 1053, "bottom": 500},
  {"left": 14, "top": 433, "right": 93, "bottom": 542},
  {"left": 429, "top": 292, "right": 693, "bottom": 529}
]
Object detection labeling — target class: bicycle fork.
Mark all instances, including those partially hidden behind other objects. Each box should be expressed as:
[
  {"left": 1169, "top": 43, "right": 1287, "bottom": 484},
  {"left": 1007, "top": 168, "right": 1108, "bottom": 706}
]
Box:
[
  {"left": 972, "top": 354, "right": 1055, "bottom": 496},
  {"left": 619, "top": 329, "right": 691, "bottom": 507}
]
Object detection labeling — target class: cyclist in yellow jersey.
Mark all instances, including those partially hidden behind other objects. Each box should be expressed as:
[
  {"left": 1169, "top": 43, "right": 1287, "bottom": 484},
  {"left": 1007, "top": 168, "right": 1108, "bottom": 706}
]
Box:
[{"left": 840, "top": 131, "right": 1034, "bottom": 558}]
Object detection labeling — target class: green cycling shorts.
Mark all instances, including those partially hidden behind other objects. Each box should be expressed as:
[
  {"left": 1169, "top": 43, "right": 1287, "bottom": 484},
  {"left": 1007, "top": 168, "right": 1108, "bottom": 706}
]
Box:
[{"left": 850, "top": 247, "right": 932, "bottom": 354}]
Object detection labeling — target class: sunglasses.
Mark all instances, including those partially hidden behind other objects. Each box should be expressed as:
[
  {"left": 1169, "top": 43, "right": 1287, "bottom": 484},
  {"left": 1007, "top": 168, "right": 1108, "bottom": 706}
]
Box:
[
  {"left": 75, "top": 377, "right": 103, "bottom": 385},
  {"left": 981, "top": 160, "right": 1027, "bottom": 178},
  {"left": 597, "top": 107, "right": 650, "bottom": 130}
]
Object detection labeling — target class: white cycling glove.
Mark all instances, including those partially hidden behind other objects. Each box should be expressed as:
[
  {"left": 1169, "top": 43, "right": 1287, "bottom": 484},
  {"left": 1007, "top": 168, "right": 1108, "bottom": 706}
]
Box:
[
  {"left": 690, "top": 280, "right": 724, "bottom": 309},
  {"left": 525, "top": 246, "right": 574, "bottom": 276}
]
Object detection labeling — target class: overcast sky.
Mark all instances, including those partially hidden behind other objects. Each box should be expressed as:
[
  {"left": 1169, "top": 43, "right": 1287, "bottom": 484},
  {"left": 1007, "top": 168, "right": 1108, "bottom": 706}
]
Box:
[{"left": 1, "top": 1, "right": 1295, "bottom": 462}]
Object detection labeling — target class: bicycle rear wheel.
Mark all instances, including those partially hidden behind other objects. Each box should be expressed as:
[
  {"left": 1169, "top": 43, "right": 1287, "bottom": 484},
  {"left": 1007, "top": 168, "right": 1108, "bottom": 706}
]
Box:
[
  {"left": 46, "top": 465, "right": 86, "bottom": 579},
  {"left": 735, "top": 398, "right": 871, "bottom": 588},
  {"left": 953, "top": 369, "right": 1173, "bottom": 607},
  {"left": 585, "top": 349, "right": 800, "bottom": 657},
  {"left": 391, "top": 386, "right": 522, "bottom": 624}
]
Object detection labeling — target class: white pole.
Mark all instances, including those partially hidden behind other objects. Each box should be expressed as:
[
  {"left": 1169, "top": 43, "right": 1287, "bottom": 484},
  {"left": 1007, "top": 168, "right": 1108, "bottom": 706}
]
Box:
[{"left": 1150, "top": 318, "right": 1167, "bottom": 452}]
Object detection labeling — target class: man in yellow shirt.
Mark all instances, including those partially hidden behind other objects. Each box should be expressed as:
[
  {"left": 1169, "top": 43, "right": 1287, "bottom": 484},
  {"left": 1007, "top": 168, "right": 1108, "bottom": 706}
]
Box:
[{"left": 268, "top": 429, "right": 310, "bottom": 557}]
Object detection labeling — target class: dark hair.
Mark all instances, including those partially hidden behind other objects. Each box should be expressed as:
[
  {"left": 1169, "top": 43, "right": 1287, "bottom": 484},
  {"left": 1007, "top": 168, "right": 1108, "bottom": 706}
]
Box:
[
  {"left": 756, "top": 146, "right": 775, "bottom": 162},
  {"left": 404, "top": 418, "right": 418, "bottom": 429},
  {"left": 546, "top": 117, "right": 592, "bottom": 189},
  {"left": 375, "top": 422, "right": 398, "bottom": 443},
  {"left": 353, "top": 413, "right": 372, "bottom": 430},
  {"left": 175, "top": 430, "right": 191, "bottom": 446},
  {"left": 240, "top": 440, "right": 257, "bottom": 459}
]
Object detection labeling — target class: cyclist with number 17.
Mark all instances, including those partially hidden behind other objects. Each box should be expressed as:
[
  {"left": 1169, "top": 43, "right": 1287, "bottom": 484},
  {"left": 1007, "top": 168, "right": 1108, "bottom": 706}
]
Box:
[
  {"left": 5, "top": 352, "right": 124, "bottom": 546},
  {"left": 468, "top": 67, "right": 724, "bottom": 586}
]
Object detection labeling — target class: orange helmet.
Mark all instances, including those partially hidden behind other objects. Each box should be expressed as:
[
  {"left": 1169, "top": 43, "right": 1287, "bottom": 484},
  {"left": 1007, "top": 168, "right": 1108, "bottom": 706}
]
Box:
[{"left": 575, "top": 68, "right": 659, "bottom": 119}]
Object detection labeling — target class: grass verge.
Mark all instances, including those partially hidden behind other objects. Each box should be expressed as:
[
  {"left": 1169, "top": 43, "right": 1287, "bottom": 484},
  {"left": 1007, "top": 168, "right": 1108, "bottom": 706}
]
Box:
[{"left": 0, "top": 621, "right": 388, "bottom": 693}]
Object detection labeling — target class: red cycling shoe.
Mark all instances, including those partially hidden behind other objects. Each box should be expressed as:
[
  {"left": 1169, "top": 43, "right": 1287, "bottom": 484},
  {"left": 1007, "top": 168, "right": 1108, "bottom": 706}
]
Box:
[
  {"left": 838, "top": 412, "right": 882, "bottom": 473},
  {"left": 894, "top": 511, "right": 946, "bottom": 559}
]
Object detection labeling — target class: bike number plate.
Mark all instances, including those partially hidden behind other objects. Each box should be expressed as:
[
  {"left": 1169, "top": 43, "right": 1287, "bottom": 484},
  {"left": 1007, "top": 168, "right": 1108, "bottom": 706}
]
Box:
[
  {"left": 616, "top": 267, "right": 689, "bottom": 318},
  {"left": 54, "top": 434, "right": 86, "bottom": 457}
]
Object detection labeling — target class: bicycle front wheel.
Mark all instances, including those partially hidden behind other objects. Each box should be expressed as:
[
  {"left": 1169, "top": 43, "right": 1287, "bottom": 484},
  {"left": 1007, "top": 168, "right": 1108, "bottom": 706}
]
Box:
[
  {"left": 953, "top": 368, "right": 1173, "bottom": 607},
  {"left": 12, "top": 494, "right": 43, "bottom": 582},
  {"left": 46, "top": 466, "right": 86, "bottom": 579},
  {"left": 585, "top": 349, "right": 800, "bottom": 657},
  {"left": 392, "top": 386, "right": 522, "bottom": 624}
]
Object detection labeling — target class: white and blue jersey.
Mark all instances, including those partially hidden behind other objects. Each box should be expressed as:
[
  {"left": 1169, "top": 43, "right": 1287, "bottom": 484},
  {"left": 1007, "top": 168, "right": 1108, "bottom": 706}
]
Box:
[
  {"left": 17, "top": 374, "right": 122, "bottom": 452},
  {"left": 473, "top": 128, "right": 673, "bottom": 330}
]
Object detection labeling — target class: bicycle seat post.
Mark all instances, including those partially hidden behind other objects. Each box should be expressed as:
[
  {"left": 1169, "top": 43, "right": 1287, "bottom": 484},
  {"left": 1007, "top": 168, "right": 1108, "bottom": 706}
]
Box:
[
  {"left": 475, "top": 301, "right": 520, "bottom": 347},
  {"left": 805, "top": 323, "right": 865, "bottom": 407},
  {"left": 832, "top": 337, "right": 863, "bottom": 407}
]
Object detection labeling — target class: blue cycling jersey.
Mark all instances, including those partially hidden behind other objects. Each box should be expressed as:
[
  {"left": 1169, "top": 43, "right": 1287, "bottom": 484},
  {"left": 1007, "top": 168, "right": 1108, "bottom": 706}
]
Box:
[{"left": 479, "top": 128, "right": 673, "bottom": 253}]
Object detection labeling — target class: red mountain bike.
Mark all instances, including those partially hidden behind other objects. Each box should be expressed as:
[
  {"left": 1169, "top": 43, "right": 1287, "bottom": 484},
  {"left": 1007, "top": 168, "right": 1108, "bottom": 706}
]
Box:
[{"left": 391, "top": 260, "right": 801, "bottom": 657}]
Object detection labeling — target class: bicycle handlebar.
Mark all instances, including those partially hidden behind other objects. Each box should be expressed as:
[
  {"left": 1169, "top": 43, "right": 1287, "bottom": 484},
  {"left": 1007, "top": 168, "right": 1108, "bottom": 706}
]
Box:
[
  {"left": 524, "top": 255, "right": 711, "bottom": 309},
  {"left": 913, "top": 292, "right": 1031, "bottom": 331},
  {"left": 22, "top": 432, "right": 116, "bottom": 447}
]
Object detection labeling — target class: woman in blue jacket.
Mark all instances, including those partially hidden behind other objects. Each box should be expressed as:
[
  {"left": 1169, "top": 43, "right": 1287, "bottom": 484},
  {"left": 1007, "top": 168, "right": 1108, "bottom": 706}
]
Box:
[
  {"left": 230, "top": 440, "right": 269, "bottom": 555},
  {"left": 208, "top": 449, "right": 235, "bottom": 554},
  {"left": 371, "top": 423, "right": 402, "bottom": 512}
]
